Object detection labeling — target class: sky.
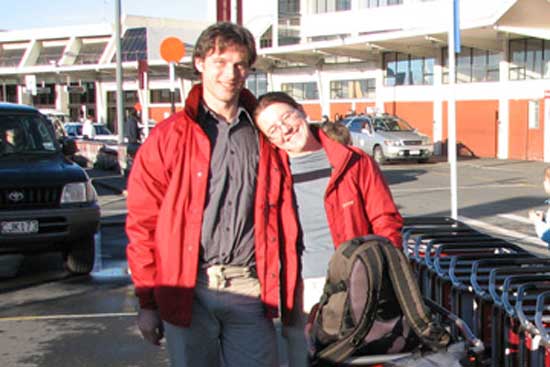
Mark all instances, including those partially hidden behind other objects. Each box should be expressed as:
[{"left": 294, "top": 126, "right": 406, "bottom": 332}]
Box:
[{"left": 0, "top": 0, "right": 209, "bottom": 31}]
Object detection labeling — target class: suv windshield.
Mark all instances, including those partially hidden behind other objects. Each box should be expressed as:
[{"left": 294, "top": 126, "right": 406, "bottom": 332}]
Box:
[
  {"left": 374, "top": 116, "right": 414, "bottom": 132},
  {"left": 0, "top": 113, "right": 58, "bottom": 155}
]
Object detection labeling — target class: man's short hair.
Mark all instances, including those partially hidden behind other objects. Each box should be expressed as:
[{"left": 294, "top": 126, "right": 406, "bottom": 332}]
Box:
[{"left": 193, "top": 22, "right": 257, "bottom": 73}]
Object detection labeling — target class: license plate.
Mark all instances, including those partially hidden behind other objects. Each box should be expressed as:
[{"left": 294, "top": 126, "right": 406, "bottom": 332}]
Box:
[
  {"left": 1, "top": 220, "right": 39, "bottom": 234},
  {"left": 409, "top": 150, "right": 421, "bottom": 155}
]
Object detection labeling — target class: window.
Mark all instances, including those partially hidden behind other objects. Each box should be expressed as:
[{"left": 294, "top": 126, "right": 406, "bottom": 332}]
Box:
[
  {"left": 312, "top": 0, "right": 351, "bottom": 13},
  {"left": 281, "top": 82, "right": 319, "bottom": 100},
  {"left": 246, "top": 73, "right": 268, "bottom": 97},
  {"left": 384, "top": 52, "right": 434, "bottom": 86},
  {"left": 0, "top": 85, "right": 17, "bottom": 103},
  {"left": 330, "top": 79, "right": 375, "bottom": 99},
  {"left": 529, "top": 100, "right": 540, "bottom": 129},
  {"left": 32, "top": 83, "right": 56, "bottom": 107},
  {"left": 74, "top": 41, "right": 108, "bottom": 65},
  {"left": 443, "top": 46, "right": 501, "bottom": 83},
  {"left": 358, "top": 0, "right": 402, "bottom": 8},
  {"left": 112, "top": 28, "right": 147, "bottom": 62},
  {"left": 36, "top": 46, "right": 65, "bottom": 66},
  {"left": 509, "top": 38, "right": 550, "bottom": 81},
  {"left": 150, "top": 89, "right": 181, "bottom": 103},
  {"left": 0, "top": 46, "right": 25, "bottom": 67}
]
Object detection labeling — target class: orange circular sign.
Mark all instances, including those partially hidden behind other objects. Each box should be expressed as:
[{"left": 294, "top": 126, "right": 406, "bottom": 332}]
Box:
[{"left": 160, "top": 37, "right": 185, "bottom": 63}]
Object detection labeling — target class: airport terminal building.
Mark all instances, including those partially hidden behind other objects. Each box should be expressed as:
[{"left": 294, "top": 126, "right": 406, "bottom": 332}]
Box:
[{"left": 1, "top": 0, "right": 550, "bottom": 160}]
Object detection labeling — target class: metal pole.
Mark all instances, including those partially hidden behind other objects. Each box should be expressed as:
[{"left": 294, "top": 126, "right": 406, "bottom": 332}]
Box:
[
  {"left": 169, "top": 62, "right": 176, "bottom": 114},
  {"left": 448, "top": 0, "right": 458, "bottom": 219},
  {"left": 115, "top": 0, "right": 125, "bottom": 144}
]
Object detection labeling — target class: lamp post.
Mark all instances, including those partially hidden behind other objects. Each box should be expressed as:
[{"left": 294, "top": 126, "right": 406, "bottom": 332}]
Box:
[{"left": 115, "top": 0, "right": 124, "bottom": 144}]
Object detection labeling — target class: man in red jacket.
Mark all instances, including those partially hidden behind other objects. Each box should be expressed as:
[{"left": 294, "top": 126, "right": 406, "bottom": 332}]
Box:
[
  {"left": 254, "top": 92, "right": 404, "bottom": 366},
  {"left": 126, "top": 23, "right": 282, "bottom": 367}
]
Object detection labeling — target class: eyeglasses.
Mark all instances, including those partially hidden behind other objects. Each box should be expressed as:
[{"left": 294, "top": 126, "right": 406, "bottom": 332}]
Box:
[{"left": 263, "top": 109, "right": 303, "bottom": 141}]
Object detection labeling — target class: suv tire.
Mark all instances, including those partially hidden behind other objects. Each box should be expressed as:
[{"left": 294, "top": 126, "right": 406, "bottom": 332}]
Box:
[
  {"left": 373, "top": 146, "right": 386, "bottom": 165},
  {"left": 64, "top": 235, "right": 95, "bottom": 275}
]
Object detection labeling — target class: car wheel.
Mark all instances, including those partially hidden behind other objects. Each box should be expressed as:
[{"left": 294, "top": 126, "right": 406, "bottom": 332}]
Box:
[
  {"left": 373, "top": 146, "right": 386, "bottom": 165},
  {"left": 64, "top": 235, "right": 95, "bottom": 275}
]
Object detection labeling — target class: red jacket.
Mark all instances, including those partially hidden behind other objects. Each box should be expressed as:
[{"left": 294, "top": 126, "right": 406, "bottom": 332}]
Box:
[
  {"left": 278, "top": 128, "right": 403, "bottom": 317},
  {"left": 126, "top": 84, "right": 285, "bottom": 327}
]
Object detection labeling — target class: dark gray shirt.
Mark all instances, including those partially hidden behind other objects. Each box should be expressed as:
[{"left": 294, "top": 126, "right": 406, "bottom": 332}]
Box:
[
  {"left": 289, "top": 149, "right": 334, "bottom": 278},
  {"left": 198, "top": 105, "right": 259, "bottom": 267}
]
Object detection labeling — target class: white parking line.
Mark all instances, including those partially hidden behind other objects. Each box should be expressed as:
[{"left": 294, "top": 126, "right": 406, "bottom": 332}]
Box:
[
  {"left": 458, "top": 215, "right": 545, "bottom": 248},
  {"left": 0, "top": 312, "right": 137, "bottom": 322},
  {"left": 497, "top": 213, "right": 532, "bottom": 224}
]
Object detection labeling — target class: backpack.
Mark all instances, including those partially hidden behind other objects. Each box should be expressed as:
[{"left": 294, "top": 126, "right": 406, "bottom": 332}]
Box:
[{"left": 310, "top": 235, "right": 450, "bottom": 366}]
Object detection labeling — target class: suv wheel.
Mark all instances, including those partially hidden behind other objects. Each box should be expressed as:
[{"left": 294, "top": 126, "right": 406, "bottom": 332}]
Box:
[
  {"left": 64, "top": 235, "right": 95, "bottom": 275},
  {"left": 373, "top": 146, "right": 386, "bottom": 165}
]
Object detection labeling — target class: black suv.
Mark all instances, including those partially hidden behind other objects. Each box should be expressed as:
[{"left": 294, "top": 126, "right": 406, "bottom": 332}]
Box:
[{"left": 0, "top": 103, "right": 100, "bottom": 274}]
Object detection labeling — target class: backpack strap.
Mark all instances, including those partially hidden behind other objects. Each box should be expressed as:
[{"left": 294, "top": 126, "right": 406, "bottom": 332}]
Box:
[
  {"left": 314, "top": 241, "right": 385, "bottom": 364},
  {"left": 374, "top": 235, "right": 450, "bottom": 350}
]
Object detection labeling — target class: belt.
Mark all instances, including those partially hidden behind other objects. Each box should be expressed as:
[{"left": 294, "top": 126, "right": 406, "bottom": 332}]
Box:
[{"left": 203, "top": 265, "right": 257, "bottom": 289}]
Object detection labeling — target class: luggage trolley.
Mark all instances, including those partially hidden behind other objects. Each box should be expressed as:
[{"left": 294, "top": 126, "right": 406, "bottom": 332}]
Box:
[{"left": 489, "top": 263, "right": 550, "bottom": 366}]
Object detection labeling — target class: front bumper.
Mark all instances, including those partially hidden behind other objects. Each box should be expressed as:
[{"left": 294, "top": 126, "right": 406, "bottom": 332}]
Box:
[
  {"left": 0, "top": 204, "right": 100, "bottom": 254},
  {"left": 384, "top": 145, "right": 434, "bottom": 160}
]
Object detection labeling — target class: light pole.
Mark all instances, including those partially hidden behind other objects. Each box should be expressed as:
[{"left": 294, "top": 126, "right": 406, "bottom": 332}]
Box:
[{"left": 115, "top": 0, "right": 124, "bottom": 144}]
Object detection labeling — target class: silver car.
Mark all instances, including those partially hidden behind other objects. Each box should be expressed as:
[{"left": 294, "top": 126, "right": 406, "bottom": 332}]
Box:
[{"left": 340, "top": 114, "right": 433, "bottom": 164}]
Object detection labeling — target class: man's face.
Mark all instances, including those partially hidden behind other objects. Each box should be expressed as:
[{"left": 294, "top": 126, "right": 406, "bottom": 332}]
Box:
[
  {"left": 256, "top": 102, "right": 311, "bottom": 155},
  {"left": 194, "top": 44, "right": 250, "bottom": 108}
]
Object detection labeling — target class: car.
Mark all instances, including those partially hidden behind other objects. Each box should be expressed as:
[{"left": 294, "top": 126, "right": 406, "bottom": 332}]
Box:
[
  {"left": 64, "top": 122, "right": 118, "bottom": 142},
  {"left": 339, "top": 113, "right": 434, "bottom": 164},
  {"left": 38, "top": 109, "right": 69, "bottom": 139},
  {"left": 0, "top": 103, "right": 100, "bottom": 275}
]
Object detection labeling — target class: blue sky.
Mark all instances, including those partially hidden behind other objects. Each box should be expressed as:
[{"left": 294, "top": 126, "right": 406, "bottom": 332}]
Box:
[{"left": 1, "top": 0, "right": 209, "bottom": 30}]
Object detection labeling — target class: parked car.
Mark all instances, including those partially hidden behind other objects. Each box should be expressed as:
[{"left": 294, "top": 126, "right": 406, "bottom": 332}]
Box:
[
  {"left": 0, "top": 103, "right": 100, "bottom": 274},
  {"left": 64, "top": 122, "right": 118, "bottom": 142},
  {"left": 39, "top": 109, "right": 69, "bottom": 139},
  {"left": 339, "top": 113, "right": 433, "bottom": 164}
]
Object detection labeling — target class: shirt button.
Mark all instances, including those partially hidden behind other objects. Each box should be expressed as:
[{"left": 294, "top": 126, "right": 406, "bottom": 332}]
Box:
[
  {"left": 197, "top": 171, "right": 203, "bottom": 178},
  {"left": 187, "top": 246, "right": 193, "bottom": 252},
  {"left": 226, "top": 227, "right": 230, "bottom": 232},
  {"left": 228, "top": 201, "right": 232, "bottom": 206},
  {"left": 230, "top": 150, "right": 235, "bottom": 155}
]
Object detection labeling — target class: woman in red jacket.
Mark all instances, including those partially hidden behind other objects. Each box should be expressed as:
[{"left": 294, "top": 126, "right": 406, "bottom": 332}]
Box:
[{"left": 254, "top": 92, "right": 404, "bottom": 367}]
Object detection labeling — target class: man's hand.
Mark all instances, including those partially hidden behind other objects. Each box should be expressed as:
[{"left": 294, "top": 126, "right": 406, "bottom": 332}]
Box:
[{"left": 137, "top": 308, "right": 164, "bottom": 346}]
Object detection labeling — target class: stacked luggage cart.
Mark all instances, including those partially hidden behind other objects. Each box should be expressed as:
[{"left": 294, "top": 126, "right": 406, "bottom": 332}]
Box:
[{"left": 403, "top": 216, "right": 550, "bottom": 367}]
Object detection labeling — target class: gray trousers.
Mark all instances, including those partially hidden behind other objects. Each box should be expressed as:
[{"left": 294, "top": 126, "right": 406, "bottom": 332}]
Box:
[{"left": 163, "top": 265, "right": 278, "bottom": 367}]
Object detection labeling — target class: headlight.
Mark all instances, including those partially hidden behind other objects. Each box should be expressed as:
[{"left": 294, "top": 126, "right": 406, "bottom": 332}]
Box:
[
  {"left": 61, "top": 181, "right": 97, "bottom": 204},
  {"left": 384, "top": 140, "right": 402, "bottom": 147},
  {"left": 422, "top": 136, "right": 432, "bottom": 145}
]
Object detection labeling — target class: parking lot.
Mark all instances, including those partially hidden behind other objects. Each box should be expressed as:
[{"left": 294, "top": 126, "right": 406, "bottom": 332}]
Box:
[{"left": 0, "top": 158, "right": 549, "bottom": 366}]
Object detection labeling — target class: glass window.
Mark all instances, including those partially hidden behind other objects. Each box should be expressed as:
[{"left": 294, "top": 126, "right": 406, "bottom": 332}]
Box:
[
  {"left": 330, "top": 79, "right": 375, "bottom": 99},
  {"left": 544, "top": 40, "right": 550, "bottom": 79},
  {"left": 0, "top": 47, "right": 25, "bottom": 67},
  {"left": 0, "top": 85, "right": 17, "bottom": 103},
  {"left": 384, "top": 52, "right": 434, "bottom": 86},
  {"left": 150, "top": 89, "right": 181, "bottom": 103},
  {"left": 281, "top": 82, "right": 318, "bottom": 100},
  {"left": 111, "top": 28, "right": 147, "bottom": 62},
  {"left": 246, "top": 73, "right": 268, "bottom": 97},
  {"left": 74, "top": 41, "right": 107, "bottom": 65},
  {"left": 529, "top": 100, "right": 540, "bottom": 129},
  {"left": 526, "top": 39, "right": 543, "bottom": 79},
  {"left": 35, "top": 46, "right": 65, "bottom": 66},
  {"left": 444, "top": 46, "right": 503, "bottom": 83}
]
